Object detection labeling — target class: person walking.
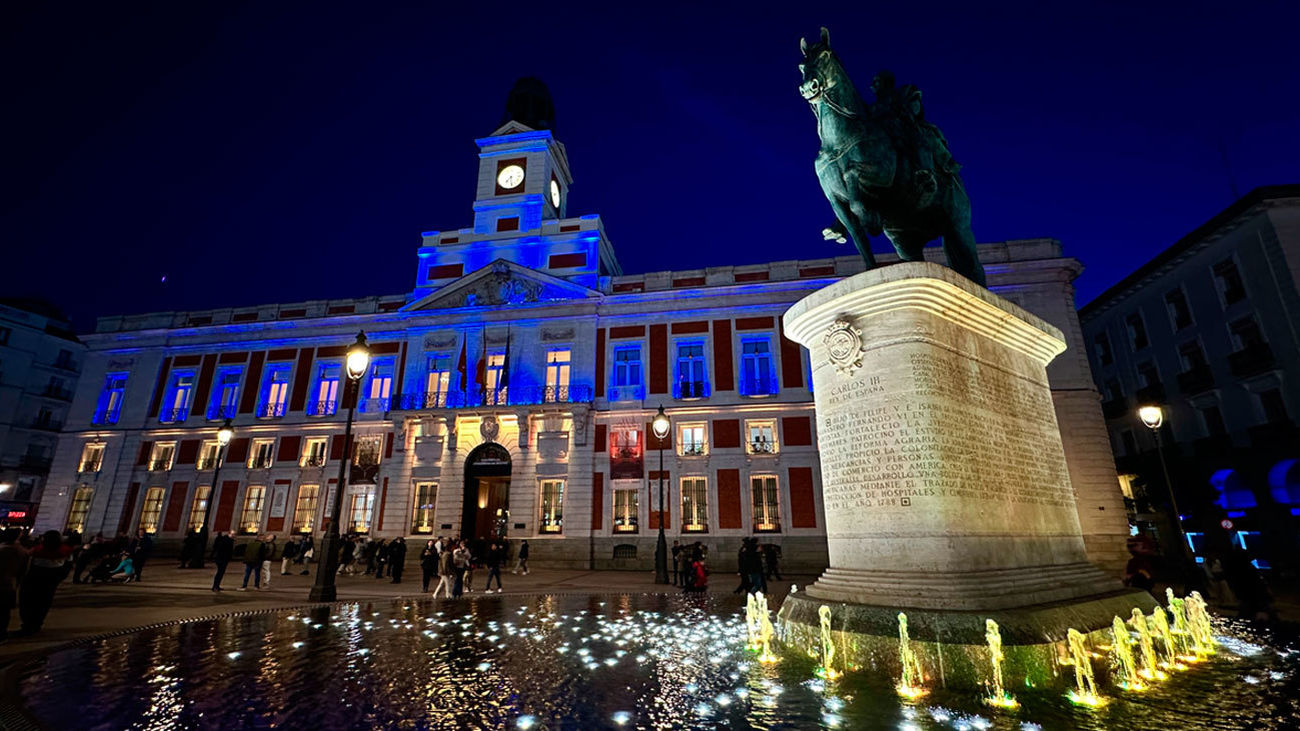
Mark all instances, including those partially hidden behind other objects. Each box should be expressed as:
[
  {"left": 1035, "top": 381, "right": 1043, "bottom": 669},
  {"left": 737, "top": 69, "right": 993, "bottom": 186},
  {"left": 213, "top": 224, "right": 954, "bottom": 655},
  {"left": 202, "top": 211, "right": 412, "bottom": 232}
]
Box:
[
  {"left": 129, "top": 529, "right": 153, "bottom": 582},
  {"left": 434, "top": 541, "right": 456, "bottom": 598},
  {"left": 483, "top": 541, "right": 504, "bottom": 593},
  {"left": 339, "top": 536, "right": 356, "bottom": 575},
  {"left": 0, "top": 529, "right": 28, "bottom": 642},
  {"left": 511, "top": 539, "right": 529, "bottom": 575},
  {"left": 763, "top": 543, "right": 783, "bottom": 581},
  {"left": 671, "top": 541, "right": 682, "bottom": 586},
  {"left": 451, "top": 541, "right": 469, "bottom": 598},
  {"left": 280, "top": 537, "right": 298, "bottom": 575},
  {"left": 211, "top": 531, "right": 234, "bottom": 592},
  {"left": 420, "top": 541, "right": 438, "bottom": 592},
  {"left": 18, "top": 530, "right": 73, "bottom": 635},
  {"left": 684, "top": 554, "right": 708, "bottom": 594},
  {"left": 678, "top": 546, "right": 693, "bottom": 591},
  {"left": 388, "top": 537, "right": 406, "bottom": 584},
  {"left": 238, "top": 537, "right": 265, "bottom": 590},
  {"left": 261, "top": 535, "right": 277, "bottom": 588},
  {"left": 741, "top": 538, "right": 766, "bottom": 595},
  {"left": 297, "top": 535, "right": 314, "bottom": 575}
]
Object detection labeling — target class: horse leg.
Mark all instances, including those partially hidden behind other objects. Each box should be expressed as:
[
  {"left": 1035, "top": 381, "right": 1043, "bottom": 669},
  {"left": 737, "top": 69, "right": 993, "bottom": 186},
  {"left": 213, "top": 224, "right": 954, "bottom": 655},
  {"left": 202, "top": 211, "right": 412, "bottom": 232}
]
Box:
[
  {"left": 886, "top": 230, "right": 928, "bottom": 263},
  {"left": 941, "top": 223, "right": 986, "bottom": 286},
  {"left": 826, "top": 194, "right": 877, "bottom": 268}
]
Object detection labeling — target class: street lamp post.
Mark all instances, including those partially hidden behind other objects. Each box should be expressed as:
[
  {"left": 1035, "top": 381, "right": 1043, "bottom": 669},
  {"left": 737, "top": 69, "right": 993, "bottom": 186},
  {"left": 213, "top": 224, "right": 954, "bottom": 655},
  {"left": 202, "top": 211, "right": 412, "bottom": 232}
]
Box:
[
  {"left": 190, "top": 418, "right": 234, "bottom": 569},
  {"left": 652, "top": 405, "right": 670, "bottom": 585},
  {"left": 309, "top": 331, "right": 370, "bottom": 603},
  {"left": 1138, "top": 404, "right": 1198, "bottom": 572}
]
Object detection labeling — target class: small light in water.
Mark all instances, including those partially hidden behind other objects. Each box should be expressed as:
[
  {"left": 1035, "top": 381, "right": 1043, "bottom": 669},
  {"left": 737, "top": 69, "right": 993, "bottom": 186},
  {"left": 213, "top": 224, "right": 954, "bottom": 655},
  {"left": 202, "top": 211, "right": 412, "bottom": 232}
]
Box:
[
  {"left": 226, "top": 651, "right": 241, "bottom": 660},
  {"left": 715, "top": 693, "right": 732, "bottom": 707},
  {"left": 1066, "top": 690, "right": 1107, "bottom": 707},
  {"left": 1269, "top": 671, "right": 1286, "bottom": 681},
  {"left": 292, "top": 642, "right": 305, "bottom": 649},
  {"left": 1020, "top": 724, "right": 1043, "bottom": 731},
  {"left": 895, "top": 683, "right": 928, "bottom": 701},
  {"left": 822, "top": 712, "right": 842, "bottom": 727},
  {"left": 476, "top": 662, "right": 491, "bottom": 671},
  {"left": 1242, "top": 675, "right": 1260, "bottom": 685},
  {"left": 611, "top": 711, "right": 632, "bottom": 725},
  {"left": 515, "top": 716, "right": 537, "bottom": 729}
]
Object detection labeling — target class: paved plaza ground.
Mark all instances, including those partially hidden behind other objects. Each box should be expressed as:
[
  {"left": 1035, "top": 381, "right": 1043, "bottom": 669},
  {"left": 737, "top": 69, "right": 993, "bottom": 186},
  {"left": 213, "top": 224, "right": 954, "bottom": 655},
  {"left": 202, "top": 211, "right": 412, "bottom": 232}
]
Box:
[{"left": 0, "top": 563, "right": 810, "bottom": 661}]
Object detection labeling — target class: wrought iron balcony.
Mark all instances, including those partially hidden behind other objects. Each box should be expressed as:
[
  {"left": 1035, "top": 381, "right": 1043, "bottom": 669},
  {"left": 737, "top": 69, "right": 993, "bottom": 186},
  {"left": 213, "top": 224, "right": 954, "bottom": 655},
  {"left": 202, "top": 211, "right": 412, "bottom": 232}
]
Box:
[
  {"left": 738, "top": 376, "right": 779, "bottom": 397},
  {"left": 249, "top": 455, "right": 273, "bottom": 469},
  {"left": 42, "top": 385, "right": 74, "bottom": 402},
  {"left": 395, "top": 385, "right": 594, "bottom": 410},
  {"left": 1228, "top": 342, "right": 1276, "bottom": 379},
  {"left": 680, "top": 442, "right": 707, "bottom": 457},
  {"left": 256, "top": 402, "right": 287, "bottom": 419},
  {"left": 359, "top": 397, "right": 390, "bottom": 414},
  {"left": 308, "top": 400, "right": 338, "bottom": 417},
  {"left": 147, "top": 459, "right": 172, "bottom": 471},
  {"left": 91, "top": 407, "right": 121, "bottom": 426},
  {"left": 607, "top": 384, "right": 645, "bottom": 402},
  {"left": 159, "top": 407, "right": 189, "bottom": 424},
  {"left": 206, "top": 404, "right": 238, "bottom": 420},
  {"left": 748, "top": 439, "right": 777, "bottom": 454},
  {"left": 1176, "top": 365, "right": 1215, "bottom": 395},
  {"left": 302, "top": 454, "right": 327, "bottom": 468},
  {"left": 197, "top": 457, "right": 219, "bottom": 470},
  {"left": 78, "top": 459, "right": 103, "bottom": 473},
  {"left": 673, "top": 381, "right": 710, "bottom": 400}
]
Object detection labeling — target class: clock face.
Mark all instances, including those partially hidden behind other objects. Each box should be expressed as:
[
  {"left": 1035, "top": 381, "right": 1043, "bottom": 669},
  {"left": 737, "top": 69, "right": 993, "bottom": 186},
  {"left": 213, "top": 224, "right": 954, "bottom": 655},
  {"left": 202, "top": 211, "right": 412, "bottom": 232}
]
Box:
[
  {"left": 549, "top": 178, "right": 561, "bottom": 208},
  {"left": 497, "top": 164, "right": 525, "bottom": 190}
]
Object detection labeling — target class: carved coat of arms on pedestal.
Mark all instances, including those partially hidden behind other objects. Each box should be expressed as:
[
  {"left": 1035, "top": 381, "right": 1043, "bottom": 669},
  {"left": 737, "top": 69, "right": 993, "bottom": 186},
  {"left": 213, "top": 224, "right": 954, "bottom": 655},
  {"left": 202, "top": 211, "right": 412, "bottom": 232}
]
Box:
[
  {"left": 480, "top": 415, "right": 500, "bottom": 443},
  {"left": 823, "top": 318, "right": 863, "bottom": 376}
]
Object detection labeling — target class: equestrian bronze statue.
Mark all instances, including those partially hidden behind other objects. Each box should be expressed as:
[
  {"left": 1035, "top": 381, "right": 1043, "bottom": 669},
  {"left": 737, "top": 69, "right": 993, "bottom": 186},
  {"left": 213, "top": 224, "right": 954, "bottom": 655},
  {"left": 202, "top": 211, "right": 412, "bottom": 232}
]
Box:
[{"left": 799, "top": 27, "right": 986, "bottom": 286}]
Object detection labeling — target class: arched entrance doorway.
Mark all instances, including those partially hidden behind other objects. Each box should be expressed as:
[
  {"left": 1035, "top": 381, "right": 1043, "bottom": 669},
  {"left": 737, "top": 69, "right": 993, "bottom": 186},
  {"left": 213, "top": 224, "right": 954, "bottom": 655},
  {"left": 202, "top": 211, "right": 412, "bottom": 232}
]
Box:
[{"left": 463, "top": 442, "right": 511, "bottom": 540}]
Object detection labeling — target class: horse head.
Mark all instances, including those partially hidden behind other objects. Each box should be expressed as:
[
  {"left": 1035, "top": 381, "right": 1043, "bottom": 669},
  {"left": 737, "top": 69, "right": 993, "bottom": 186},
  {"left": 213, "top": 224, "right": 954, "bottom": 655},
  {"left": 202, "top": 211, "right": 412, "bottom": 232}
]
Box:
[{"left": 798, "top": 27, "right": 845, "bottom": 103}]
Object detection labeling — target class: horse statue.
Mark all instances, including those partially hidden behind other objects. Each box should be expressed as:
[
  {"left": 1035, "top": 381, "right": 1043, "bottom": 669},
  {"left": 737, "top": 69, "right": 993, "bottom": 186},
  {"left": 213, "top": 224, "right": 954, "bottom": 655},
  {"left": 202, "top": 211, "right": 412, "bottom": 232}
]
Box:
[{"left": 798, "top": 27, "right": 987, "bottom": 286}]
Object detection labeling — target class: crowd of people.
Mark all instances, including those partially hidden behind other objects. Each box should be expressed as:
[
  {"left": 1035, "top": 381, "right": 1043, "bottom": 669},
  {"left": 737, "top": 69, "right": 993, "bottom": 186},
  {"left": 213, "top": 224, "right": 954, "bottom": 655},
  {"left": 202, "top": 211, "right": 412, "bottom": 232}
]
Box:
[{"left": 669, "top": 538, "right": 782, "bottom": 596}]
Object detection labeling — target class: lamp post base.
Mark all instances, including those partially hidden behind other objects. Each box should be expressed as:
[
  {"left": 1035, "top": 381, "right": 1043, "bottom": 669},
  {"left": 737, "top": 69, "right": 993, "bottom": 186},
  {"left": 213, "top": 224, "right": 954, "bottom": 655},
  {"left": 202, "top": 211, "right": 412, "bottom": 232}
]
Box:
[
  {"left": 654, "top": 529, "right": 669, "bottom": 585},
  {"left": 187, "top": 528, "right": 209, "bottom": 570},
  {"left": 308, "top": 530, "right": 342, "bottom": 603}
]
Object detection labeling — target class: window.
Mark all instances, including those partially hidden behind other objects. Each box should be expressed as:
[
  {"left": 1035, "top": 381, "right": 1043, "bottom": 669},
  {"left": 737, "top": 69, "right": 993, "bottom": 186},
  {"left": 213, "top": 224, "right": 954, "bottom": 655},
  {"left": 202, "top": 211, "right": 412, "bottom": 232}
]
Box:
[
  {"left": 198, "top": 441, "right": 221, "bottom": 470},
  {"left": 1136, "top": 361, "right": 1160, "bottom": 389},
  {"left": 293, "top": 485, "right": 319, "bottom": 533},
  {"left": 1259, "top": 389, "right": 1288, "bottom": 423},
  {"left": 54, "top": 349, "right": 76, "bottom": 371},
  {"left": 239, "top": 486, "right": 266, "bottom": 533},
  {"left": 35, "top": 405, "right": 58, "bottom": 430},
  {"left": 1213, "top": 257, "right": 1246, "bottom": 305},
  {"left": 739, "top": 339, "right": 777, "bottom": 396},
  {"left": 425, "top": 353, "right": 452, "bottom": 407},
  {"left": 65, "top": 486, "right": 93, "bottom": 533},
  {"left": 79, "top": 443, "right": 105, "bottom": 473},
  {"left": 347, "top": 487, "right": 375, "bottom": 533},
  {"left": 674, "top": 342, "right": 709, "bottom": 399},
  {"left": 301, "top": 437, "right": 328, "bottom": 467},
  {"left": 209, "top": 367, "right": 242, "bottom": 419},
  {"left": 353, "top": 435, "right": 383, "bottom": 466},
  {"left": 1092, "top": 333, "right": 1114, "bottom": 366},
  {"left": 1103, "top": 378, "right": 1123, "bottom": 402},
  {"left": 258, "top": 363, "right": 292, "bottom": 418},
  {"left": 1200, "top": 405, "right": 1227, "bottom": 436},
  {"left": 539, "top": 479, "right": 565, "bottom": 533},
  {"left": 681, "top": 477, "right": 709, "bottom": 532},
  {"left": 1178, "top": 341, "right": 1208, "bottom": 371},
  {"left": 93, "top": 372, "right": 128, "bottom": 424},
  {"left": 1125, "top": 313, "right": 1149, "bottom": 350},
  {"left": 678, "top": 423, "right": 707, "bottom": 456},
  {"left": 484, "top": 353, "right": 506, "bottom": 405},
  {"left": 363, "top": 358, "right": 395, "bottom": 412},
  {"left": 611, "top": 345, "right": 643, "bottom": 402},
  {"left": 746, "top": 420, "right": 779, "bottom": 454},
  {"left": 161, "top": 370, "right": 195, "bottom": 423},
  {"left": 311, "top": 363, "right": 341, "bottom": 416},
  {"left": 1165, "top": 288, "right": 1193, "bottom": 330},
  {"left": 1229, "top": 316, "right": 1265, "bottom": 351},
  {"left": 412, "top": 483, "right": 437, "bottom": 534},
  {"left": 751, "top": 474, "right": 781, "bottom": 532},
  {"left": 149, "top": 442, "right": 176, "bottom": 471},
  {"left": 139, "top": 487, "right": 165, "bottom": 533},
  {"left": 613, "top": 486, "right": 639, "bottom": 533},
  {"left": 188, "top": 485, "right": 211, "bottom": 532},
  {"left": 249, "top": 438, "right": 275, "bottom": 469},
  {"left": 545, "top": 349, "right": 571, "bottom": 402}
]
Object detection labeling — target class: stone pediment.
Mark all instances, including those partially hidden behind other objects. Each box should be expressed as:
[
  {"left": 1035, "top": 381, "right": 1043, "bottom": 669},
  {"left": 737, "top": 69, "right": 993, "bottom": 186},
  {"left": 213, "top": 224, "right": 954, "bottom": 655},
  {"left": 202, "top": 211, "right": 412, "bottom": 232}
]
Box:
[
  {"left": 402, "top": 259, "right": 601, "bottom": 311},
  {"left": 489, "top": 120, "right": 537, "bottom": 137}
]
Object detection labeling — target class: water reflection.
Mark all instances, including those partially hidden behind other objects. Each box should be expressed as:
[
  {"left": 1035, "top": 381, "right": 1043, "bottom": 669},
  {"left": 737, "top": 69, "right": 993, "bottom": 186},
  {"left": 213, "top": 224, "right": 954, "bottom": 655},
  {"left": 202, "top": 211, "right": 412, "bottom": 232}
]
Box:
[{"left": 16, "top": 595, "right": 1300, "bottom": 730}]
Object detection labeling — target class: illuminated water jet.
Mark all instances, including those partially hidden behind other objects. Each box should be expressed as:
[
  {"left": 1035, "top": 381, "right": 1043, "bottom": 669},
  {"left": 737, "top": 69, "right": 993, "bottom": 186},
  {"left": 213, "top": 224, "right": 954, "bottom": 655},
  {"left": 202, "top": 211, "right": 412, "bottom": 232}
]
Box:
[{"left": 983, "top": 619, "right": 1017, "bottom": 708}]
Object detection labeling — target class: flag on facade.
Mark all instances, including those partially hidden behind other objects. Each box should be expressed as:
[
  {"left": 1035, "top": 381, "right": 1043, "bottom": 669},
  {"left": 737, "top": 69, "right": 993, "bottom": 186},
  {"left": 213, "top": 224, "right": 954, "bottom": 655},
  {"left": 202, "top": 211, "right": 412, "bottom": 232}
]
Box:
[
  {"left": 501, "top": 326, "right": 511, "bottom": 394},
  {"left": 456, "top": 338, "right": 468, "bottom": 395},
  {"left": 475, "top": 327, "right": 487, "bottom": 400}
]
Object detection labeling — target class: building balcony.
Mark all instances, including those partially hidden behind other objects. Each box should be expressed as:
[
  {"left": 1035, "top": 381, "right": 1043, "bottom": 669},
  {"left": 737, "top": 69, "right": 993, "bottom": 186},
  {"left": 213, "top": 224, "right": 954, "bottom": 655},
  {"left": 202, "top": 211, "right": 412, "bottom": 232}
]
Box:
[
  {"left": 1101, "top": 396, "right": 1129, "bottom": 420},
  {"left": 91, "top": 408, "right": 121, "bottom": 426},
  {"left": 206, "top": 404, "right": 237, "bottom": 420},
  {"left": 395, "top": 385, "right": 594, "bottom": 410},
  {"left": 679, "top": 442, "right": 707, "bottom": 457},
  {"left": 159, "top": 407, "right": 189, "bottom": 424},
  {"left": 29, "top": 418, "right": 63, "bottom": 432},
  {"left": 78, "top": 460, "right": 103, "bottom": 474},
  {"left": 1228, "top": 342, "right": 1276, "bottom": 379},
  {"left": 748, "top": 439, "right": 778, "bottom": 455},
  {"left": 1134, "top": 382, "right": 1166, "bottom": 406},
  {"left": 308, "top": 400, "right": 338, "bottom": 417},
  {"left": 738, "top": 376, "right": 779, "bottom": 397},
  {"left": 41, "top": 385, "right": 74, "bottom": 402},
  {"left": 197, "top": 457, "right": 219, "bottom": 470},
  {"left": 50, "top": 357, "right": 79, "bottom": 373},
  {"left": 1176, "top": 365, "right": 1215, "bottom": 395},
  {"left": 147, "top": 459, "right": 172, "bottom": 471},
  {"left": 301, "top": 454, "right": 327, "bottom": 468},
  {"left": 256, "top": 402, "right": 287, "bottom": 419},
  {"left": 607, "top": 384, "right": 645, "bottom": 402},
  {"left": 249, "top": 457, "right": 273, "bottom": 470},
  {"left": 359, "top": 397, "right": 390, "bottom": 414},
  {"left": 673, "top": 381, "right": 710, "bottom": 400}
]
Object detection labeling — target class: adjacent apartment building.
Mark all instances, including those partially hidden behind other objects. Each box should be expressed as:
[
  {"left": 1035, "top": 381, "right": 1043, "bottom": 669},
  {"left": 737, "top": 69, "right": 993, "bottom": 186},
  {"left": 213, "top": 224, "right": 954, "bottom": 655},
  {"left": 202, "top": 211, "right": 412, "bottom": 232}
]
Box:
[
  {"left": 1079, "top": 185, "right": 1300, "bottom": 570},
  {"left": 32, "top": 87, "right": 1131, "bottom": 573}
]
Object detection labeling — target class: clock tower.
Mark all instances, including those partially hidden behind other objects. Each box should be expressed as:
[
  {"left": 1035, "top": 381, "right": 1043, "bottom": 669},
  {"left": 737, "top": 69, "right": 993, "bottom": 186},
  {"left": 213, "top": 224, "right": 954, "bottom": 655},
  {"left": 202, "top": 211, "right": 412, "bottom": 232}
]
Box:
[{"left": 410, "top": 78, "right": 621, "bottom": 302}]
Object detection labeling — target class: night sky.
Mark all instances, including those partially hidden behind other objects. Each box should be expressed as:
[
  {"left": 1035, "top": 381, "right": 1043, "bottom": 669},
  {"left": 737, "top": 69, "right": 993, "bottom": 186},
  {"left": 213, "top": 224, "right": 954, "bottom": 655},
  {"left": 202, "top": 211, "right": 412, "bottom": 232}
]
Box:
[{"left": 6, "top": 2, "right": 1298, "bottom": 330}]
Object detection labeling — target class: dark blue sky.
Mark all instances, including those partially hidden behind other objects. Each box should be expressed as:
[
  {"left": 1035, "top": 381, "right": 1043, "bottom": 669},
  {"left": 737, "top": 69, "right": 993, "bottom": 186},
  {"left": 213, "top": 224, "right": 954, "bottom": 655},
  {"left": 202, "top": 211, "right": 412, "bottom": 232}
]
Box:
[{"left": 5, "top": 2, "right": 1298, "bottom": 329}]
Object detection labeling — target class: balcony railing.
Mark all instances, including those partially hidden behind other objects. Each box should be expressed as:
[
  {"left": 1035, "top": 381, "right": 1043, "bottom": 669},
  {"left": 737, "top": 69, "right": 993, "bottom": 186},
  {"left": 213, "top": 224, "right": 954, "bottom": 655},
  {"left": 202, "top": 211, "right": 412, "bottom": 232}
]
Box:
[
  {"left": 1176, "top": 365, "right": 1215, "bottom": 395},
  {"left": 396, "top": 385, "right": 594, "bottom": 410},
  {"left": 308, "top": 400, "right": 338, "bottom": 417},
  {"left": 42, "top": 386, "right": 74, "bottom": 402},
  {"left": 256, "top": 402, "right": 287, "bottom": 419},
  {"left": 207, "top": 404, "right": 237, "bottom": 420},
  {"left": 249, "top": 455, "right": 273, "bottom": 469},
  {"left": 680, "top": 442, "right": 707, "bottom": 457},
  {"left": 359, "top": 397, "right": 391, "bottom": 414},
  {"left": 51, "top": 357, "right": 79, "bottom": 373},
  {"left": 748, "top": 439, "right": 777, "bottom": 454},
  {"left": 302, "top": 454, "right": 327, "bottom": 468},
  {"left": 159, "top": 407, "right": 189, "bottom": 424},
  {"left": 30, "top": 418, "right": 63, "bottom": 432},
  {"left": 608, "top": 384, "right": 645, "bottom": 402},
  {"left": 673, "top": 381, "right": 710, "bottom": 400},
  {"left": 1228, "top": 342, "right": 1276, "bottom": 379},
  {"left": 738, "top": 376, "right": 779, "bottom": 397},
  {"left": 197, "top": 457, "right": 219, "bottom": 470},
  {"left": 78, "top": 460, "right": 103, "bottom": 473},
  {"left": 147, "top": 459, "right": 172, "bottom": 471},
  {"left": 91, "top": 407, "right": 121, "bottom": 426}
]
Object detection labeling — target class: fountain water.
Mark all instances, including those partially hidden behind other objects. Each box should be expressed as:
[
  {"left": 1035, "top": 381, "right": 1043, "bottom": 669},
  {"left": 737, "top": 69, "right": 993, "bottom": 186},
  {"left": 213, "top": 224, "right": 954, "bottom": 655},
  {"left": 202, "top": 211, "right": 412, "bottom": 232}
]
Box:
[
  {"left": 1110, "top": 616, "right": 1145, "bottom": 691},
  {"left": 757, "top": 597, "right": 779, "bottom": 664},
  {"left": 1149, "top": 607, "right": 1185, "bottom": 671},
  {"left": 895, "top": 612, "right": 928, "bottom": 700},
  {"left": 1185, "top": 592, "right": 1217, "bottom": 658},
  {"left": 815, "top": 605, "right": 840, "bottom": 680},
  {"left": 1129, "top": 608, "right": 1166, "bottom": 682},
  {"left": 745, "top": 593, "right": 760, "bottom": 651},
  {"left": 983, "top": 619, "right": 1018, "bottom": 708},
  {"left": 1064, "top": 628, "right": 1105, "bottom": 706},
  {"left": 1166, "top": 589, "right": 1198, "bottom": 663}
]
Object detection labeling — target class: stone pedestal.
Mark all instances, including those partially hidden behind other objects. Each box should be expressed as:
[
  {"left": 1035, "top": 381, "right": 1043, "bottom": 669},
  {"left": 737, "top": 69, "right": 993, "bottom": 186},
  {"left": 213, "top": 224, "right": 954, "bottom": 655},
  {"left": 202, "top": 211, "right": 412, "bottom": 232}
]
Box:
[{"left": 779, "top": 262, "right": 1152, "bottom": 661}]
